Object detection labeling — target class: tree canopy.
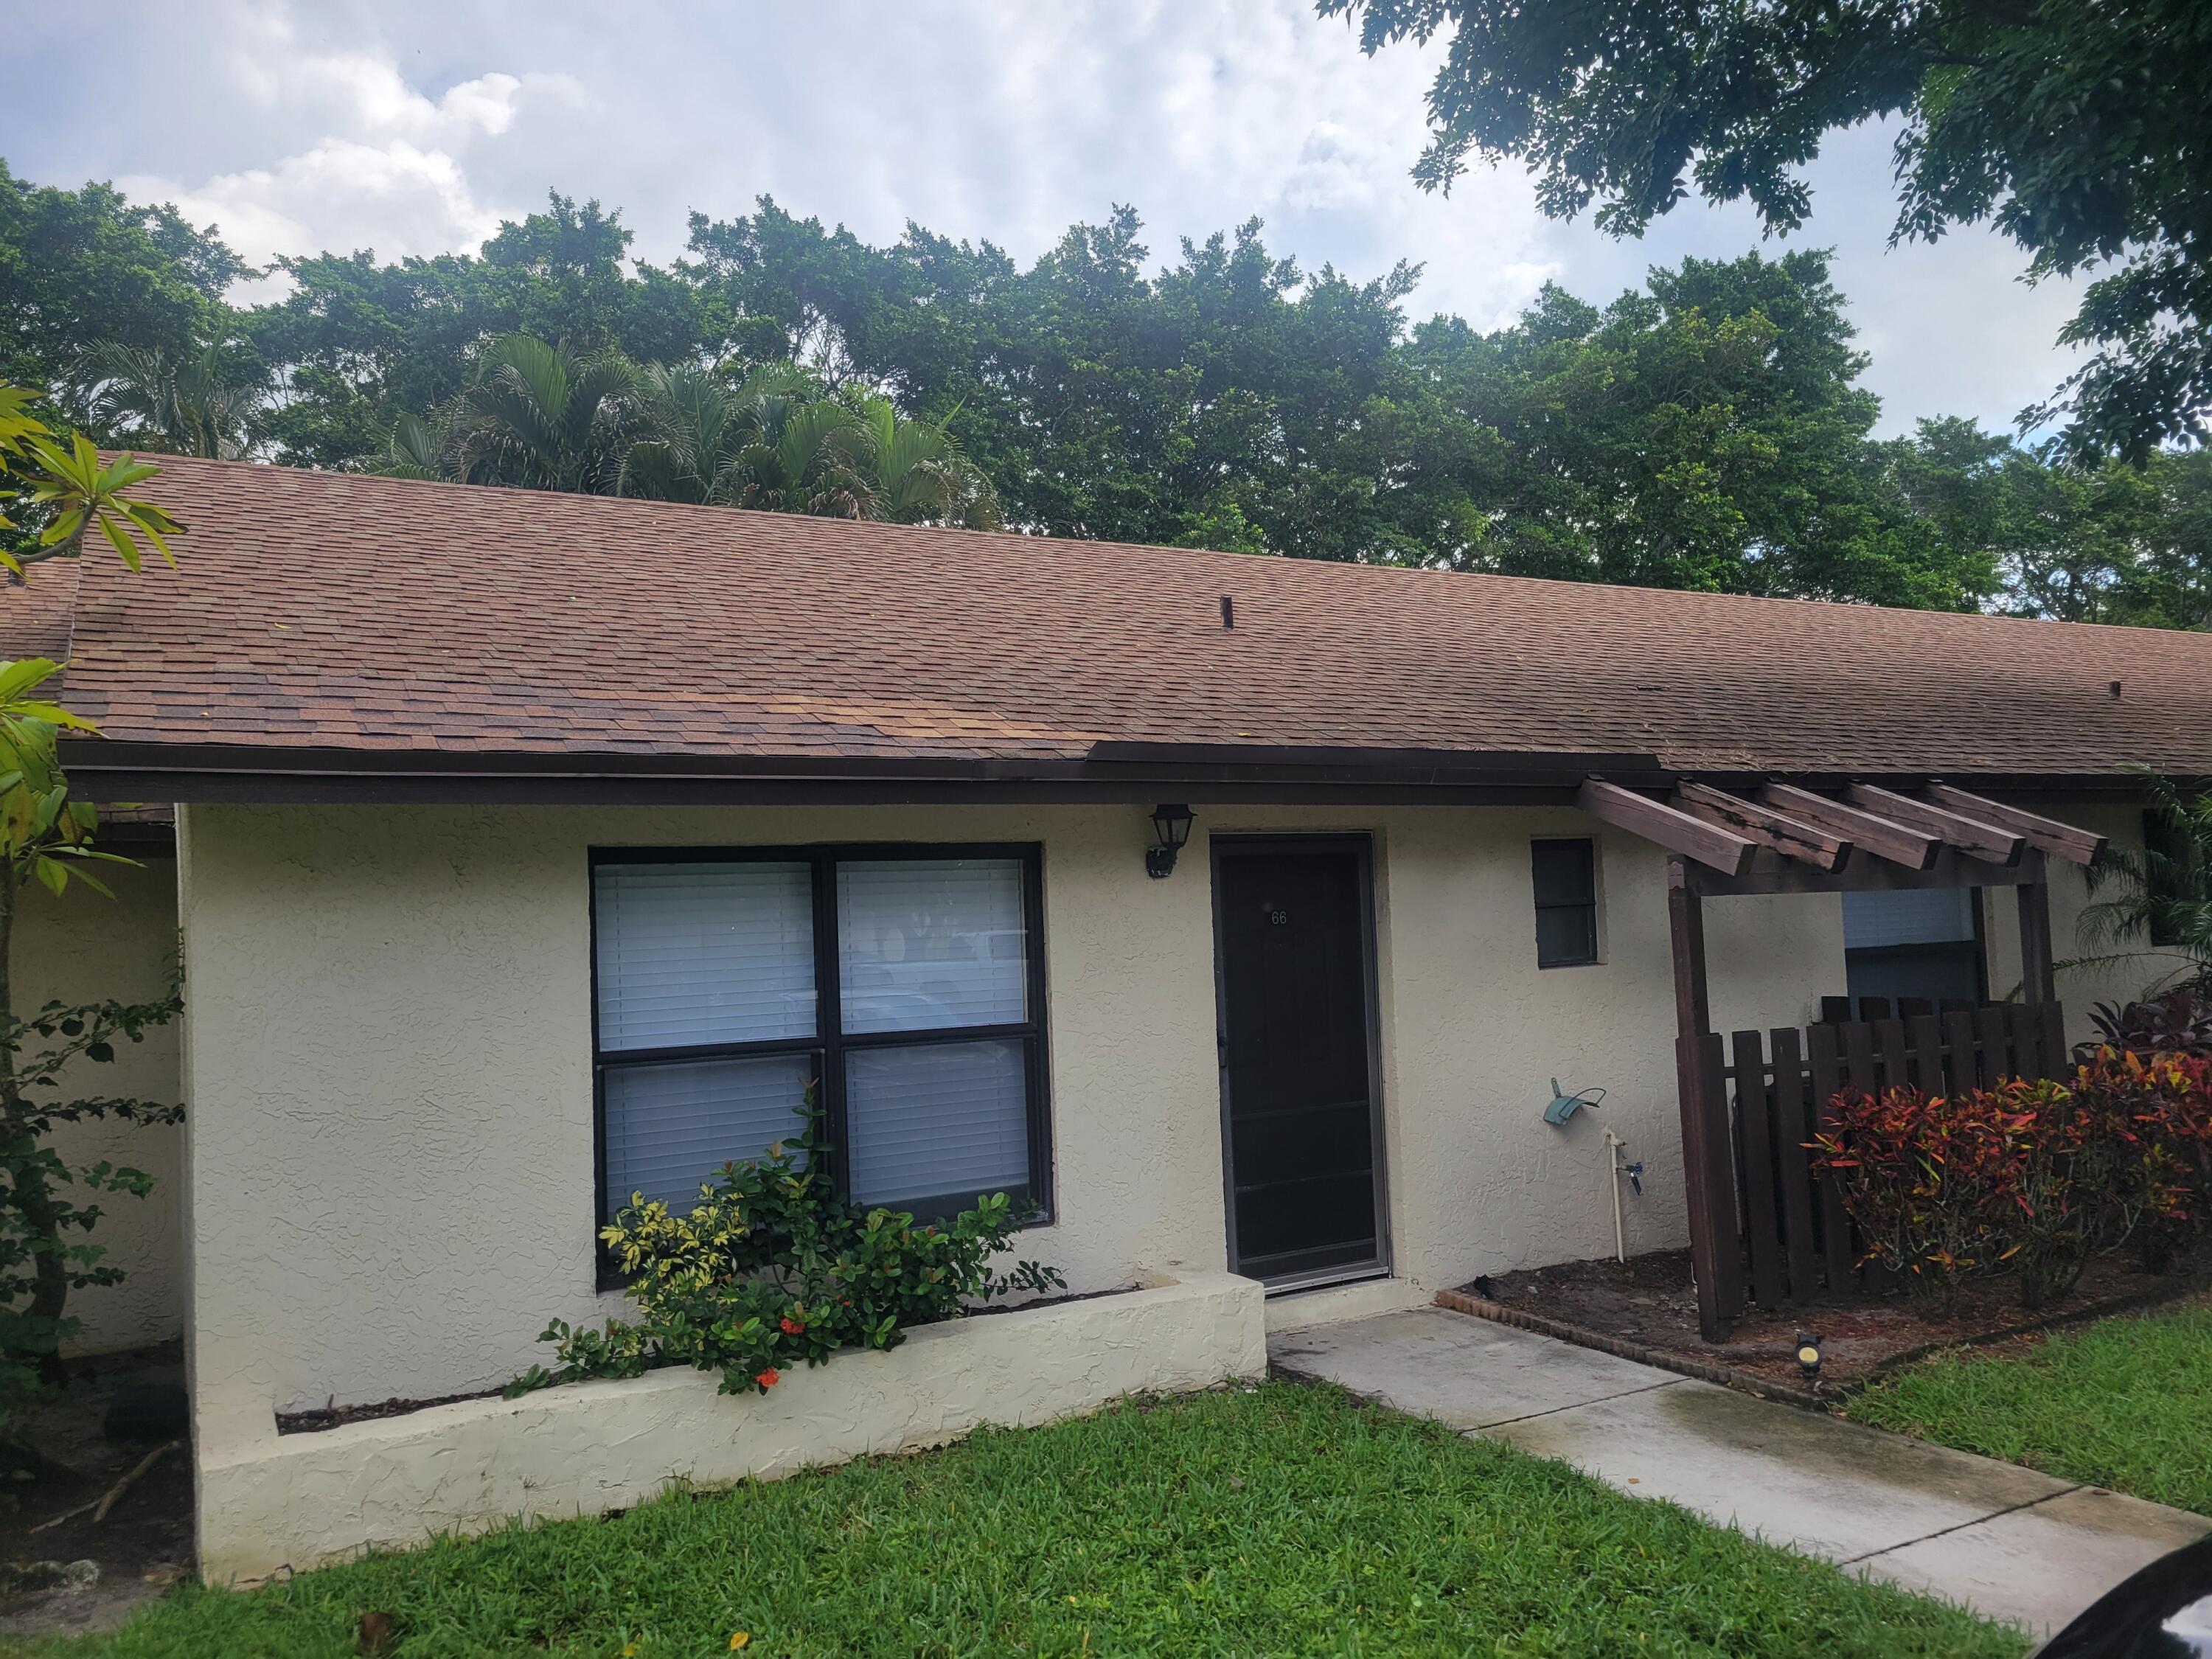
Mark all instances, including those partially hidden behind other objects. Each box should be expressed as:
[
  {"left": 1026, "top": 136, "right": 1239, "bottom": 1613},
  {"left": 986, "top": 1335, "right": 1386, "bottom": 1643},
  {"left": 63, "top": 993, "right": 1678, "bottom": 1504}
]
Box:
[
  {"left": 8, "top": 167, "right": 2212, "bottom": 623},
  {"left": 1318, "top": 0, "right": 2212, "bottom": 464}
]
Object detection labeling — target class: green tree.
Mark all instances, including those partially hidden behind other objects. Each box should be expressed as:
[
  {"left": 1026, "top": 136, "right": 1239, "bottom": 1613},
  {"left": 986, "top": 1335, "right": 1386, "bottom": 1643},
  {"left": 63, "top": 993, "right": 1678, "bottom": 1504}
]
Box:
[
  {"left": 1406, "top": 250, "right": 1995, "bottom": 604},
  {"left": 0, "top": 391, "right": 183, "bottom": 1441},
  {"left": 1877, "top": 420, "right": 2212, "bottom": 626},
  {"left": 251, "top": 192, "right": 714, "bottom": 470},
  {"left": 0, "top": 162, "right": 247, "bottom": 402},
  {"left": 1320, "top": 0, "right": 2212, "bottom": 461}
]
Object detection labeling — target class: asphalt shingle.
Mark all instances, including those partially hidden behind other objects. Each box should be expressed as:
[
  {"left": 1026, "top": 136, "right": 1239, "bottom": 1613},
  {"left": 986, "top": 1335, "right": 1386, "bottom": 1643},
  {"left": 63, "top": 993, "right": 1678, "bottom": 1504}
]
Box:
[{"left": 7, "top": 456, "right": 2211, "bottom": 780}]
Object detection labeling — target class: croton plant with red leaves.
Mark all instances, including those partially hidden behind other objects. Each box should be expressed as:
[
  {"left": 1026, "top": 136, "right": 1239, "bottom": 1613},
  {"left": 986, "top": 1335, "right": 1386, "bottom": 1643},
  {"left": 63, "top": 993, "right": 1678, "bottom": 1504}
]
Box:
[{"left": 1810, "top": 1047, "right": 2211, "bottom": 1310}]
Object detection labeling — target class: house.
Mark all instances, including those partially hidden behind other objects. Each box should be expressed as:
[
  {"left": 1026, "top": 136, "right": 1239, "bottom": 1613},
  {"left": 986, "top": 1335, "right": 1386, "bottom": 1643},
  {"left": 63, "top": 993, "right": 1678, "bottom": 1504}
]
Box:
[{"left": 10, "top": 456, "right": 2209, "bottom": 1579}]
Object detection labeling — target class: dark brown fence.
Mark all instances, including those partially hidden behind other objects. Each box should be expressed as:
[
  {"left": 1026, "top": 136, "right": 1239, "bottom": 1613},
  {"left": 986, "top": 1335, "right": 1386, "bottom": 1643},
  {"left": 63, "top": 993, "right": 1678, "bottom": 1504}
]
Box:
[{"left": 1681, "top": 1001, "right": 2069, "bottom": 1318}]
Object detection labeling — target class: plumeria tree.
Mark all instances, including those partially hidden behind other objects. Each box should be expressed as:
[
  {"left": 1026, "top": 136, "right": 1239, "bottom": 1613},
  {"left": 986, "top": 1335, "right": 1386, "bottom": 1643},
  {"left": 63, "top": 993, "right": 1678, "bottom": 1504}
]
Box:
[{"left": 0, "top": 388, "right": 183, "bottom": 1454}]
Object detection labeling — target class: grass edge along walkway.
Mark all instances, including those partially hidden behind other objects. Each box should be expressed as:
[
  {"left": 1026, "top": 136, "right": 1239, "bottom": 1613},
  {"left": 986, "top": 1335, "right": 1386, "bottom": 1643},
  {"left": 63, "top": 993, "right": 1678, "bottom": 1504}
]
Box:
[
  {"left": 22, "top": 1380, "right": 2023, "bottom": 1658},
  {"left": 1846, "top": 1295, "right": 2212, "bottom": 1520}
]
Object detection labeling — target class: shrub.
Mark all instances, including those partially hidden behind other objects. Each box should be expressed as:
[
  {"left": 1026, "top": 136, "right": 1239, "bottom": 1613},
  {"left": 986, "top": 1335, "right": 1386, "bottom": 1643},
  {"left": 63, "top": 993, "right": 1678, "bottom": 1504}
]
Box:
[
  {"left": 1811, "top": 1054, "right": 2212, "bottom": 1310},
  {"left": 2072, "top": 1048, "right": 2212, "bottom": 1274},
  {"left": 2082, "top": 987, "right": 2212, "bottom": 1060},
  {"left": 508, "top": 1093, "right": 1063, "bottom": 1401},
  {"left": 1810, "top": 1080, "right": 2041, "bottom": 1307}
]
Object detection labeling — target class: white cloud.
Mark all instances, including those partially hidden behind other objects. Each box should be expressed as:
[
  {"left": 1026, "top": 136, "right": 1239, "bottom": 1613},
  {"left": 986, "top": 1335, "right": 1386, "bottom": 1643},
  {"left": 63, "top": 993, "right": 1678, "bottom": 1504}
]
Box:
[{"left": 122, "top": 137, "right": 504, "bottom": 291}]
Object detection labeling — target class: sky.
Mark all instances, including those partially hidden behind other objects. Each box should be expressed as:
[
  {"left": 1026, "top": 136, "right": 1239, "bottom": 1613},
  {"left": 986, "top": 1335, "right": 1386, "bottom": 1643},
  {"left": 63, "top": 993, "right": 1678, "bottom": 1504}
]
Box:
[{"left": 4, "top": 0, "right": 2084, "bottom": 439}]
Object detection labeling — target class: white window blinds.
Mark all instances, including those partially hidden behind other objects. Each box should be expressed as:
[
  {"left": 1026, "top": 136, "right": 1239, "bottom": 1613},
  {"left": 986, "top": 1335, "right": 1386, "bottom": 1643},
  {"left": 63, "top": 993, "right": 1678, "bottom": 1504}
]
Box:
[
  {"left": 603, "top": 1051, "right": 816, "bottom": 1211},
  {"left": 846, "top": 1037, "right": 1030, "bottom": 1209},
  {"left": 837, "top": 858, "right": 1027, "bottom": 1034},
  {"left": 594, "top": 861, "right": 816, "bottom": 1051},
  {"left": 1843, "top": 887, "right": 1977, "bottom": 950}
]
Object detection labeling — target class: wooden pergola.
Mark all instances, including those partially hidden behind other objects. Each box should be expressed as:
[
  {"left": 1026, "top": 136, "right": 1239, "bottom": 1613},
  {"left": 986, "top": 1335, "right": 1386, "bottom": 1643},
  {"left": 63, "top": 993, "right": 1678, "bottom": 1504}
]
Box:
[{"left": 1578, "top": 777, "right": 2107, "bottom": 1338}]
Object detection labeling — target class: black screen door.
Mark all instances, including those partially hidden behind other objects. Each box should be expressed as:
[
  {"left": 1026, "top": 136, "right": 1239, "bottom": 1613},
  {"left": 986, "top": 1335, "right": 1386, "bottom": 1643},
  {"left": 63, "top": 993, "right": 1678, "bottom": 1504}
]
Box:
[{"left": 1212, "top": 838, "right": 1386, "bottom": 1284}]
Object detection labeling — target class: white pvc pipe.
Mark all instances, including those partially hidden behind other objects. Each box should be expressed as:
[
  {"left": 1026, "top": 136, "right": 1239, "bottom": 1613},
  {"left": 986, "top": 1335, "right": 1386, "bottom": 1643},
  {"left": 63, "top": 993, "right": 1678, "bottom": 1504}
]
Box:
[{"left": 1602, "top": 1128, "right": 1628, "bottom": 1262}]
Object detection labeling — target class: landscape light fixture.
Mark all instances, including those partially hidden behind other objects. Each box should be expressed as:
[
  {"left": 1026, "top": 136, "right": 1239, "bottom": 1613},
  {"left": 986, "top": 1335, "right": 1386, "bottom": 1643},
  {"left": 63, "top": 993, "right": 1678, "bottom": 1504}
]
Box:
[
  {"left": 1795, "top": 1332, "right": 1823, "bottom": 1381},
  {"left": 1146, "top": 804, "right": 1194, "bottom": 879}
]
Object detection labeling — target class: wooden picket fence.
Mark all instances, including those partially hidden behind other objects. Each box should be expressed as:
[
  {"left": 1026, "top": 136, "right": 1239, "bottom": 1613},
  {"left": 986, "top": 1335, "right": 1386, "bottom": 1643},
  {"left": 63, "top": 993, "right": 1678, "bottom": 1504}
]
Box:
[{"left": 1682, "top": 1001, "right": 2070, "bottom": 1318}]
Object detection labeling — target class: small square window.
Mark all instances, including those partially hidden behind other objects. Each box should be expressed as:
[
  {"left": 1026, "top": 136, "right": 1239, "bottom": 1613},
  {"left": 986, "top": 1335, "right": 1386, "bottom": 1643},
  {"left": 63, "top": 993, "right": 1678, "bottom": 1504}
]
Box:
[{"left": 1531, "top": 838, "right": 1599, "bottom": 968}]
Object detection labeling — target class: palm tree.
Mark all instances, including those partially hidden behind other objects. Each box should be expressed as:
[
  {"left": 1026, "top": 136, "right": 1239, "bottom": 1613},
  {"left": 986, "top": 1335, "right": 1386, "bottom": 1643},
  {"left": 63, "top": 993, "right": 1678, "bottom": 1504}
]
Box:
[
  {"left": 443, "top": 335, "right": 641, "bottom": 493},
  {"left": 370, "top": 410, "right": 446, "bottom": 481},
  {"left": 375, "top": 344, "right": 1006, "bottom": 530},
  {"left": 74, "top": 341, "right": 265, "bottom": 460},
  {"left": 852, "top": 395, "right": 1002, "bottom": 529},
  {"left": 2079, "top": 769, "right": 2212, "bottom": 994},
  {"left": 720, "top": 392, "right": 878, "bottom": 518},
  {"left": 617, "top": 362, "right": 817, "bottom": 505}
]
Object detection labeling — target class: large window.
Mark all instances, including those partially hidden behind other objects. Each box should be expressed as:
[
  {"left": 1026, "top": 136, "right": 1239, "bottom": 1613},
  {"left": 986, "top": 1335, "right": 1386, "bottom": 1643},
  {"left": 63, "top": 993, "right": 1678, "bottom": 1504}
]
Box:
[
  {"left": 1842, "top": 887, "right": 1985, "bottom": 1009},
  {"left": 591, "top": 846, "right": 1049, "bottom": 1237}
]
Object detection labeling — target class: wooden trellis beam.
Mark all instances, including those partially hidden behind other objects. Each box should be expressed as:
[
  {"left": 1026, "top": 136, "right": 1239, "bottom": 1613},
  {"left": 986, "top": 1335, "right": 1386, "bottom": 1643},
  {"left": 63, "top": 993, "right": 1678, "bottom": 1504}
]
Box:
[
  {"left": 1846, "top": 783, "right": 2026, "bottom": 866},
  {"left": 1759, "top": 783, "right": 1941, "bottom": 870},
  {"left": 1674, "top": 782, "right": 1852, "bottom": 872},
  {"left": 1921, "top": 784, "right": 2107, "bottom": 865},
  {"left": 1579, "top": 779, "right": 1756, "bottom": 875}
]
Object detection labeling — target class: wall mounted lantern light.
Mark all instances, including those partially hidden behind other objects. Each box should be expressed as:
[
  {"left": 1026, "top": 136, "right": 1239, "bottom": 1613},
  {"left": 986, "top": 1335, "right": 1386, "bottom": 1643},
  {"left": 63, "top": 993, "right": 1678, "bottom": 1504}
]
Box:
[{"left": 1146, "top": 803, "right": 1194, "bottom": 878}]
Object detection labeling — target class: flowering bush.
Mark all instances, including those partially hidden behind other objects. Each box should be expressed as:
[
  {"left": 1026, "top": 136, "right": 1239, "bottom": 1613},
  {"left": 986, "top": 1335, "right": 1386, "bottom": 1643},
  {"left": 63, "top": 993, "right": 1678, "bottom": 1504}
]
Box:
[
  {"left": 507, "top": 1092, "right": 1062, "bottom": 1400},
  {"left": 1810, "top": 1050, "right": 2211, "bottom": 1310}
]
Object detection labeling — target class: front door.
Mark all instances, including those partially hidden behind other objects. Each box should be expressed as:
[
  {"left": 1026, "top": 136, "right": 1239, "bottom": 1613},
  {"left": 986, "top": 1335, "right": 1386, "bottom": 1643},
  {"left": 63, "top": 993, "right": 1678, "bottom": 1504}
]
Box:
[{"left": 1212, "top": 837, "right": 1387, "bottom": 1285}]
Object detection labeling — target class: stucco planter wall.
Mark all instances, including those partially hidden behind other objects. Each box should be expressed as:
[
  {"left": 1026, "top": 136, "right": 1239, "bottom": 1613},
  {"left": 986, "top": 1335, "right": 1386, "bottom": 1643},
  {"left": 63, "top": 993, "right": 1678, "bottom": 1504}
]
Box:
[{"left": 197, "top": 1270, "right": 1265, "bottom": 1585}]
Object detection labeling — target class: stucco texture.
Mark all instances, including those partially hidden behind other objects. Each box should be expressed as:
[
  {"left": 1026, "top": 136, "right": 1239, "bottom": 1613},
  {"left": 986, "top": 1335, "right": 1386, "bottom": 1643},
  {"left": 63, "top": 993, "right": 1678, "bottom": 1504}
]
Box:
[
  {"left": 1985, "top": 802, "right": 2188, "bottom": 1040},
  {"left": 10, "top": 855, "right": 181, "bottom": 1354},
  {"left": 174, "top": 796, "right": 2157, "bottom": 1459},
  {"left": 198, "top": 1270, "right": 1265, "bottom": 1583}
]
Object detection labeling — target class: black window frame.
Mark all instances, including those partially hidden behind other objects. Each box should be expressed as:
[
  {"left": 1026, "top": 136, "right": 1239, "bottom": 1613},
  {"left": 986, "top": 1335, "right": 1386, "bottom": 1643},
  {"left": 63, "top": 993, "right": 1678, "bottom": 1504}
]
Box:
[
  {"left": 1531, "top": 836, "right": 1601, "bottom": 968},
  {"left": 2143, "top": 807, "right": 2190, "bottom": 948},
  {"left": 588, "top": 843, "right": 1053, "bottom": 1281}
]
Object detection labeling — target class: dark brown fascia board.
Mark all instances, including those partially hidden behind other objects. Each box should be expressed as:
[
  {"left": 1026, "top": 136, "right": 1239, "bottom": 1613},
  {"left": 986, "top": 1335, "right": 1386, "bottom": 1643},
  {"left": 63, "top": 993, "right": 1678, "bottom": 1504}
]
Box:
[
  {"left": 1085, "top": 740, "right": 1663, "bottom": 775},
  {"left": 54, "top": 737, "right": 2168, "bottom": 809},
  {"left": 58, "top": 737, "right": 1669, "bottom": 805}
]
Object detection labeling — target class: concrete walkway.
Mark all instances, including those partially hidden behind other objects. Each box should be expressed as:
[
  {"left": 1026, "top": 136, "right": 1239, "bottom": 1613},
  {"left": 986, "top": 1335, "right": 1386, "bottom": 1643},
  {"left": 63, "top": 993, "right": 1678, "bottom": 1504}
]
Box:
[{"left": 1271, "top": 1304, "right": 2209, "bottom": 1640}]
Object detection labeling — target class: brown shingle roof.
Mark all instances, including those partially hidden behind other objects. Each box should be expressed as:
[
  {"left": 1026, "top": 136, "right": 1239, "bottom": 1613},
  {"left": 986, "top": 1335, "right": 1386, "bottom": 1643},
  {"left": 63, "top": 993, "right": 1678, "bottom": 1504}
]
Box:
[{"left": 7, "top": 455, "right": 2211, "bottom": 781}]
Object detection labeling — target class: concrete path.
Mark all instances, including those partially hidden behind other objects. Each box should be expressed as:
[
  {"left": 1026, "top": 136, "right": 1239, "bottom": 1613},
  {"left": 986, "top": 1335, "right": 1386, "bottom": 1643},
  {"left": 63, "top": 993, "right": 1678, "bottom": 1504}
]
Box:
[{"left": 1271, "top": 1304, "right": 2209, "bottom": 1640}]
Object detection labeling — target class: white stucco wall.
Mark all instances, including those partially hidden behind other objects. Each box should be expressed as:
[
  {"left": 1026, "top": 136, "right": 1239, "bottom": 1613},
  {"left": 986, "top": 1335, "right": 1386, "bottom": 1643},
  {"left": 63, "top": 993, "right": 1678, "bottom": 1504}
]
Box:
[
  {"left": 1984, "top": 802, "right": 2188, "bottom": 1044},
  {"left": 174, "top": 796, "right": 1865, "bottom": 1451},
  {"left": 10, "top": 855, "right": 181, "bottom": 1354},
  {"left": 174, "top": 794, "right": 2164, "bottom": 1476}
]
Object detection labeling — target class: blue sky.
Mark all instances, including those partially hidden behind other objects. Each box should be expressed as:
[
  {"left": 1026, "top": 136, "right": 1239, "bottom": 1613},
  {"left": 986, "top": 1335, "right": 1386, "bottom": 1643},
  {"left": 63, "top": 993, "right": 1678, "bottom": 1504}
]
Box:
[{"left": 4, "top": 0, "right": 2084, "bottom": 437}]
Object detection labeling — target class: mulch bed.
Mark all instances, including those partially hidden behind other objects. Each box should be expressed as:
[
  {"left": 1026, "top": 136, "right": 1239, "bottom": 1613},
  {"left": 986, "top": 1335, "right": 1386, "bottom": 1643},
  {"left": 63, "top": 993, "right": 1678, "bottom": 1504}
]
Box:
[{"left": 1443, "top": 1247, "right": 2212, "bottom": 1405}]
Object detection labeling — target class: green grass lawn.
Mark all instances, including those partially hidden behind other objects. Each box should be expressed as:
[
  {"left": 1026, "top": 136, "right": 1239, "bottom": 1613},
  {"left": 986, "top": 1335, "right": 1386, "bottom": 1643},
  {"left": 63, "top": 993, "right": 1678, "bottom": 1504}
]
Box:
[
  {"left": 21, "top": 1381, "right": 2017, "bottom": 1659},
  {"left": 1846, "top": 1297, "right": 2212, "bottom": 1518}
]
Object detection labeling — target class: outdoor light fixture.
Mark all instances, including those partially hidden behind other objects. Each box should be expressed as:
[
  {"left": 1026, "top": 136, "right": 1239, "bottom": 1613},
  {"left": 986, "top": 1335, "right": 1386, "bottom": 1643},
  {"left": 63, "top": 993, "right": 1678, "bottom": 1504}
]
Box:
[
  {"left": 1146, "top": 803, "right": 1194, "bottom": 878},
  {"left": 1795, "top": 1332, "right": 1824, "bottom": 1381}
]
